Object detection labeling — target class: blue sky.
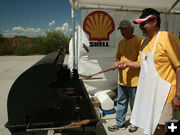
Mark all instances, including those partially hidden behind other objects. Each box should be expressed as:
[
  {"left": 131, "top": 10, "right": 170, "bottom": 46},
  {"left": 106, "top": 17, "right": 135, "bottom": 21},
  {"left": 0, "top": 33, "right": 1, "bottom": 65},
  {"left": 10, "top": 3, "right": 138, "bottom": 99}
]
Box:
[{"left": 0, "top": 0, "right": 81, "bottom": 37}]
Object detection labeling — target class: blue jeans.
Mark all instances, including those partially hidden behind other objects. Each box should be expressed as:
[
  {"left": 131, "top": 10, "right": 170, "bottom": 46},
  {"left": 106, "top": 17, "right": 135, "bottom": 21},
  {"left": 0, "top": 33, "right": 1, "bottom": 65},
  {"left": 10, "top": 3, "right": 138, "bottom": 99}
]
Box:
[{"left": 116, "top": 84, "right": 137, "bottom": 126}]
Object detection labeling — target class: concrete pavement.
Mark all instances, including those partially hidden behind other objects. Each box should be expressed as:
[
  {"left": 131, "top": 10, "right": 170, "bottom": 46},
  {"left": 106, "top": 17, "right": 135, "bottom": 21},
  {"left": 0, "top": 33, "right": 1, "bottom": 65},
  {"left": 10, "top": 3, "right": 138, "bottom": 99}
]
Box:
[{"left": 0, "top": 55, "right": 145, "bottom": 135}]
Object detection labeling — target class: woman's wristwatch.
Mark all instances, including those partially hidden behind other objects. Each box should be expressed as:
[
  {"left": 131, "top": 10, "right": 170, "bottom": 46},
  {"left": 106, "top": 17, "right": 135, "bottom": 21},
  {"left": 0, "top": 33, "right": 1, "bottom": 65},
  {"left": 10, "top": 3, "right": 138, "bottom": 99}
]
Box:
[{"left": 175, "top": 94, "right": 180, "bottom": 99}]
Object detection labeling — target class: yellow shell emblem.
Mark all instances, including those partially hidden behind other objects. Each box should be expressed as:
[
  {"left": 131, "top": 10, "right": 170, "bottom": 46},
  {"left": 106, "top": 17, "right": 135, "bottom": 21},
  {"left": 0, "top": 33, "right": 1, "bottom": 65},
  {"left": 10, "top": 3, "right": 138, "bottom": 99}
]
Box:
[{"left": 83, "top": 11, "right": 115, "bottom": 41}]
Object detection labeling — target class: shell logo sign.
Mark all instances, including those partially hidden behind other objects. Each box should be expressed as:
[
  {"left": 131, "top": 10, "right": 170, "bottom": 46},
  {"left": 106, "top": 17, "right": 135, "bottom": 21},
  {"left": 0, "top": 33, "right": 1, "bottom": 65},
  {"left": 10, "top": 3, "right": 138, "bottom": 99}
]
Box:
[{"left": 83, "top": 11, "right": 115, "bottom": 42}]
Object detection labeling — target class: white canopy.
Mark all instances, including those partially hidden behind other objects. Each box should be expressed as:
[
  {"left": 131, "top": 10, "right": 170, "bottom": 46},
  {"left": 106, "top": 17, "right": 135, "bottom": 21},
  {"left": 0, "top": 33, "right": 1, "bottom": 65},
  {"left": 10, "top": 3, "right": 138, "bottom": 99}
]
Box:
[
  {"left": 70, "top": 0, "right": 180, "bottom": 13},
  {"left": 68, "top": 0, "right": 180, "bottom": 93}
]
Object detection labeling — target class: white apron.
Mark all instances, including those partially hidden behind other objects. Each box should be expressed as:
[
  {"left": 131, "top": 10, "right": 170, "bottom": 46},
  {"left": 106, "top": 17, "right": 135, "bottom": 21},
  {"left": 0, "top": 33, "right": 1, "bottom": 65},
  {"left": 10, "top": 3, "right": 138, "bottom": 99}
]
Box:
[{"left": 130, "top": 32, "right": 171, "bottom": 135}]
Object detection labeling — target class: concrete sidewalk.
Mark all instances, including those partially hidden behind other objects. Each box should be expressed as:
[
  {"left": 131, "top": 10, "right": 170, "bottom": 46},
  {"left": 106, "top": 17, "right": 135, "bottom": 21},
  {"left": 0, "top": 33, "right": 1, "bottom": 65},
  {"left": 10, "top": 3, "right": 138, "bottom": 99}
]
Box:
[{"left": 0, "top": 55, "right": 144, "bottom": 135}]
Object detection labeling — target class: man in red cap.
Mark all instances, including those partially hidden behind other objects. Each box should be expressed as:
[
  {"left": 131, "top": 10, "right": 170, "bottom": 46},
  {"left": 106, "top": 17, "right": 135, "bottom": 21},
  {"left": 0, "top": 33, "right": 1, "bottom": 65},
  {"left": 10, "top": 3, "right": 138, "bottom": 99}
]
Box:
[{"left": 116, "top": 8, "right": 180, "bottom": 135}]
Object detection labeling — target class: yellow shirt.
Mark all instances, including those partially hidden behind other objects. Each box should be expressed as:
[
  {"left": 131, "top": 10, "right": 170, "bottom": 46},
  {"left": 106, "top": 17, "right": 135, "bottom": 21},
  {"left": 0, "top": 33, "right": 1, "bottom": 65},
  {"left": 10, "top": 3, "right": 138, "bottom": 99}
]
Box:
[
  {"left": 138, "top": 31, "right": 180, "bottom": 103},
  {"left": 116, "top": 35, "right": 142, "bottom": 87}
]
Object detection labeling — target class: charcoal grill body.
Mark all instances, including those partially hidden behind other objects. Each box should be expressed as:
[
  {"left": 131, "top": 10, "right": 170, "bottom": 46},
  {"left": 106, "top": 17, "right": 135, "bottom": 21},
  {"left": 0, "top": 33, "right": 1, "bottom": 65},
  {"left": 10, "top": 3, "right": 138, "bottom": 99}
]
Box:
[{"left": 5, "top": 51, "right": 106, "bottom": 135}]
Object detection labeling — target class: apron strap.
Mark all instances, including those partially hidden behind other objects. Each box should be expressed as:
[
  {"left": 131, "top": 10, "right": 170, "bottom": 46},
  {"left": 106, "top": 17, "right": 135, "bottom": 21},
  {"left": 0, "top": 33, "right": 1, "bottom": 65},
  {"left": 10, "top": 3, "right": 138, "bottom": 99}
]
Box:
[{"left": 152, "top": 31, "right": 161, "bottom": 52}]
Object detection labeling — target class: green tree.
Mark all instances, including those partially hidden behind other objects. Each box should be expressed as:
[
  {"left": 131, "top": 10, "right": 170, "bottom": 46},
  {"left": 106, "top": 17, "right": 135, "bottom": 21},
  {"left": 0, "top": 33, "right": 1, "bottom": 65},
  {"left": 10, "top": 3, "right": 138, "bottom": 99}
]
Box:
[
  {"left": 37, "top": 30, "right": 70, "bottom": 54},
  {"left": 46, "top": 30, "right": 69, "bottom": 50}
]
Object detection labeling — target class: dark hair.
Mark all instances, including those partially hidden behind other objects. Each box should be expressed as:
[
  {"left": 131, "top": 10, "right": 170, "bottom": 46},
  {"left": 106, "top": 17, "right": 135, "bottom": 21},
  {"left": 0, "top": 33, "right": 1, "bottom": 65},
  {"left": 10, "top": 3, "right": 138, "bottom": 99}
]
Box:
[
  {"left": 141, "top": 8, "right": 161, "bottom": 28},
  {"left": 156, "top": 18, "right": 161, "bottom": 28}
]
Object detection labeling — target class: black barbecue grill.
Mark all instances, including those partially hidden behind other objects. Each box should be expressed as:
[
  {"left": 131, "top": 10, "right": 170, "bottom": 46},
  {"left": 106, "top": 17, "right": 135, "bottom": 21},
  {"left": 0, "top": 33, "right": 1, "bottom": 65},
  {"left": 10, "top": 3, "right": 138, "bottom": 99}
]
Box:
[{"left": 5, "top": 50, "right": 106, "bottom": 135}]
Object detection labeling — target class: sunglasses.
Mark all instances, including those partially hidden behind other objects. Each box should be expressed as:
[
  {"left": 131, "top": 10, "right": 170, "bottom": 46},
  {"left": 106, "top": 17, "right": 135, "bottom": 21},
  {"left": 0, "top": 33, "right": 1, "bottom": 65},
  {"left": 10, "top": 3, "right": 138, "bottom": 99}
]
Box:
[{"left": 139, "top": 19, "right": 155, "bottom": 27}]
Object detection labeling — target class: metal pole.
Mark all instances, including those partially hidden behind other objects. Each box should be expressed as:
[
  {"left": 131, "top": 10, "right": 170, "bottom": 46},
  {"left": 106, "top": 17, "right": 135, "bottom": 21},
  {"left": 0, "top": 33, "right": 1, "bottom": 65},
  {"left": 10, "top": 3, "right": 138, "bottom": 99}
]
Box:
[
  {"left": 168, "top": 0, "right": 180, "bottom": 13},
  {"left": 76, "top": 25, "right": 78, "bottom": 70},
  {"left": 165, "top": 0, "right": 180, "bottom": 31},
  {"left": 71, "top": 0, "right": 76, "bottom": 69}
]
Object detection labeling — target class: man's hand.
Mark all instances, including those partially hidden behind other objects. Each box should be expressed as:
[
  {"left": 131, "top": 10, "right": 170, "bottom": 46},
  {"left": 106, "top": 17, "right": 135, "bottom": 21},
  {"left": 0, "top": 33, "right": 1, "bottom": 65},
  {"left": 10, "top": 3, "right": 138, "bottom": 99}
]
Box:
[
  {"left": 114, "top": 61, "right": 128, "bottom": 70},
  {"left": 172, "top": 66, "right": 180, "bottom": 111},
  {"left": 114, "top": 60, "right": 119, "bottom": 68},
  {"left": 172, "top": 96, "right": 180, "bottom": 111}
]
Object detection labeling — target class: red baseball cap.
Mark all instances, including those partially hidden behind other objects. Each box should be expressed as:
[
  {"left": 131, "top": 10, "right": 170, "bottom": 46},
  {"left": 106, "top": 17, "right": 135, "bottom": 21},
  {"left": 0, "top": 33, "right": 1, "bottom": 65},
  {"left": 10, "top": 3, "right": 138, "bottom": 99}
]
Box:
[
  {"left": 133, "top": 8, "right": 160, "bottom": 24},
  {"left": 133, "top": 15, "right": 157, "bottom": 24}
]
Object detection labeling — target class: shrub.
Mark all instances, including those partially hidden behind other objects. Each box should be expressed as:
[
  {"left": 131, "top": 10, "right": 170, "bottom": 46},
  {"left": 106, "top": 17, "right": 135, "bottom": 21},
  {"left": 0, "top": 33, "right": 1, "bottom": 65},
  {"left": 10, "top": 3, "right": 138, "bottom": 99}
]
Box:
[
  {"left": 35, "top": 36, "right": 52, "bottom": 54},
  {"left": 0, "top": 30, "right": 71, "bottom": 55},
  {"left": 28, "top": 43, "right": 41, "bottom": 54},
  {"left": 15, "top": 39, "right": 29, "bottom": 55},
  {"left": 0, "top": 33, "right": 3, "bottom": 43},
  {"left": 0, "top": 40, "right": 12, "bottom": 55},
  {"left": 27, "top": 39, "right": 41, "bottom": 54}
]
